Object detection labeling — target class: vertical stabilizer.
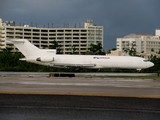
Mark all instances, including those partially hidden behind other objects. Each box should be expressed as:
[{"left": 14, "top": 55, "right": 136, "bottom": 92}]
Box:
[{"left": 7, "top": 39, "right": 40, "bottom": 57}]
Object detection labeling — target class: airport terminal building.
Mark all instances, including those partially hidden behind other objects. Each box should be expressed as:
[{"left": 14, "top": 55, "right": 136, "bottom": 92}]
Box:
[
  {"left": 116, "top": 30, "right": 160, "bottom": 54},
  {"left": 0, "top": 18, "right": 103, "bottom": 54}
]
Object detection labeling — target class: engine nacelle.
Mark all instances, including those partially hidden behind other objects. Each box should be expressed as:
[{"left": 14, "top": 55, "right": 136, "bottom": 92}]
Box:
[{"left": 36, "top": 57, "right": 54, "bottom": 62}]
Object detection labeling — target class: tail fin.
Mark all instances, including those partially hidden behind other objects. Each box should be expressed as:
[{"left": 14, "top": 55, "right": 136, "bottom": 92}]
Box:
[{"left": 7, "top": 39, "right": 40, "bottom": 57}]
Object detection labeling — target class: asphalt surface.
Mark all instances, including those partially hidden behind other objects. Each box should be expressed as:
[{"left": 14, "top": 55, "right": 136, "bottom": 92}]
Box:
[
  {"left": 0, "top": 94, "right": 160, "bottom": 120},
  {"left": 0, "top": 76, "right": 160, "bottom": 98},
  {"left": 0, "top": 73, "right": 160, "bottom": 120}
]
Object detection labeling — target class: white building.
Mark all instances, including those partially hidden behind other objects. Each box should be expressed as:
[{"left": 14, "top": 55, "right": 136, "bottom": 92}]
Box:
[
  {"left": 116, "top": 30, "right": 160, "bottom": 54},
  {"left": 0, "top": 18, "right": 103, "bottom": 54}
]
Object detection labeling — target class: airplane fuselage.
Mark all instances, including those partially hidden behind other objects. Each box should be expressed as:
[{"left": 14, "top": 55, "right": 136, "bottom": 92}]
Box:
[
  {"left": 26, "top": 55, "right": 154, "bottom": 70},
  {"left": 7, "top": 39, "right": 154, "bottom": 70}
]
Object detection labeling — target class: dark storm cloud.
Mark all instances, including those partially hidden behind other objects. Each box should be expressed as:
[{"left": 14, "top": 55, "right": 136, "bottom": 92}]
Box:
[{"left": 0, "top": 0, "right": 160, "bottom": 50}]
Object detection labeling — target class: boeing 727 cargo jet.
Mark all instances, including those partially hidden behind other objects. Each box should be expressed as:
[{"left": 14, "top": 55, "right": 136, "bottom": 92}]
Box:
[{"left": 7, "top": 39, "right": 154, "bottom": 71}]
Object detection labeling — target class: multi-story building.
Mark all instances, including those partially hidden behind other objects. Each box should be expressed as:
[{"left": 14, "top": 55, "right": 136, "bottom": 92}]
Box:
[
  {"left": 0, "top": 18, "right": 103, "bottom": 54},
  {"left": 116, "top": 29, "right": 160, "bottom": 54}
]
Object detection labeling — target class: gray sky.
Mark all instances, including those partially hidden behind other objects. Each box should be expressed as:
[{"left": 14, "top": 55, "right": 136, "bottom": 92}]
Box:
[{"left": 0, "top": 0, "right": 160, "bottom": 51}]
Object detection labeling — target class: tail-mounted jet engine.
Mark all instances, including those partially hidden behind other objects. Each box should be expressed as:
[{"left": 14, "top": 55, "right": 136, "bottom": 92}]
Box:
[{"left": 36, "top": 57, "right": 54, "bottom": 62}]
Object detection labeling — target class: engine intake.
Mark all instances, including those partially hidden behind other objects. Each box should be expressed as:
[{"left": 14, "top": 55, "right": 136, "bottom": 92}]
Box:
[{"left": 36, "top": 57, "right": 54, "bottom": 62}]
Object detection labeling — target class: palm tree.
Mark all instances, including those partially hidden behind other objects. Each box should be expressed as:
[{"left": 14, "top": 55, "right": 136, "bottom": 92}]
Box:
[{"left": 49, "top": 40, "right": 62, "bottom": 54}]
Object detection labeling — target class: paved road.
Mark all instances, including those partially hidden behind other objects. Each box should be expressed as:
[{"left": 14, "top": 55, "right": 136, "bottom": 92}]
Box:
[
  {"left": 0, "top": 94, "right": 160, "bottom": 120},
  {"left": 0, "top": 75, "right": 160, "bottom": 119},
  {"left": 0, "top": 76, "right": 160, "bottom": 98}
]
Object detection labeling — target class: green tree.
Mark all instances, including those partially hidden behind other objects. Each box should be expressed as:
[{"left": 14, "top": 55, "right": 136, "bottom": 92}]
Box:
[
  {"left": 49, "top": 40, "right": 62, "bottom": 54},
  {"left": 123, "top": 43, "right": 137, "bottom": 56},
  {"left": 106, "top": 49, "right": 111, "bottom": 54},
  {"left": 88, "top": 42, "right": 106, "bottom": 55},
  {"left": 151, "top": 48, "right": 154, "bottom": 52},
  {"left": 106, "top": 48, "right": 117, "bottom": 54},
  {"left": 122, "top": 47, "right": 129, "bottom": 54},
  {"left": 70, "top": 45, "right": 79, "bottom": 54}
]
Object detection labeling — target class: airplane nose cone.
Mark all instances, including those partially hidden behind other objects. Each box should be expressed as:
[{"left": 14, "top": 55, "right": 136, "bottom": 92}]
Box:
[{"left": 149, "top": 62, "right": 154, "bottom": 67}]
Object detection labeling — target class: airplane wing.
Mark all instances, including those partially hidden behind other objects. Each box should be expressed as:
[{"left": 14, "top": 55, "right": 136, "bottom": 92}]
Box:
[{"left": 51, "top": 63, "right": 96, "bottom": 68}]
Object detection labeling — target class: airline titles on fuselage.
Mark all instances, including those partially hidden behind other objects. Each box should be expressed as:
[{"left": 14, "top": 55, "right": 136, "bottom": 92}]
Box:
[{"left": 93, "top": 56, "right": 110, "bottom": 59}]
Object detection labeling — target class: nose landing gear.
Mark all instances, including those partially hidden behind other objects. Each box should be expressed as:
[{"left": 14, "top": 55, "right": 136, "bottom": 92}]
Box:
[{"left": 137, "top": 69, "right": 141, "bottom": 73}]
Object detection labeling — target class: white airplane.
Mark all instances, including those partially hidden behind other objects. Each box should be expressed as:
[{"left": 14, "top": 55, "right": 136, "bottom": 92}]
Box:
[{"left": 7, "top": 39, "right": 154, "bottom": 71}]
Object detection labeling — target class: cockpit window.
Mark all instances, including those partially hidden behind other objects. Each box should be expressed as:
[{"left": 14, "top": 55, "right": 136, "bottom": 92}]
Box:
[{"left": 143, "top": 60, "right": 148, "bottom": 62}]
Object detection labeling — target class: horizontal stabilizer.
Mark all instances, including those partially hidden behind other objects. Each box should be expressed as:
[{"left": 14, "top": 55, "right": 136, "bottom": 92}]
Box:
[
  {"left": 19, "top": 58, "right": 26, "bottom": 61},
  {"left": 6, "top": 39, "right": 25, "bottom": 43}
]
